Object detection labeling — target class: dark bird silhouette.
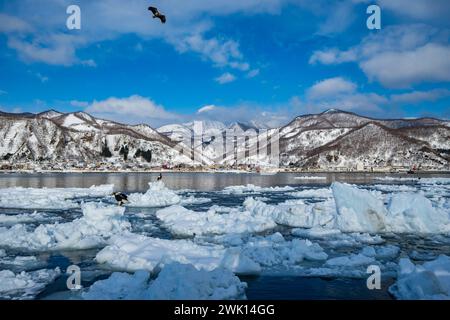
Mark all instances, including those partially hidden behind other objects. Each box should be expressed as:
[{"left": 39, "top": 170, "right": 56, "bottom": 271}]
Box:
[
  {"left": 157, "top": 173, "right": 162, "bottom": 181},
  {"left": 148, "top": 6, "right": 166, "bottom": 24},
  {"left": 112, "top": 192, "right": 129, "bottom": 206}
]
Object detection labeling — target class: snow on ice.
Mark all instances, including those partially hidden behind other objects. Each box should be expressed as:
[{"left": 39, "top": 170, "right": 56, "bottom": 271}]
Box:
[
  {"left": 127, "top": 181, "right": 181, "bottom": 207},
  {"left": 389, "top": 255, "right": 450, "bottom": 299},
  {"left": 83, "top": 263, "right": 247, "bottom": 300},
  {"left": 0, "top": 185, "right": 114, "bottom": 209},
  {"left": 222, "top": 184, "right": 294, "bottom": 195},
  {"left": 156, "top": 205, "right": 277, "bottom": 236},
  {"left": 0, "top": 202, "right": 130, "bottom": 251},
  {"left": 95, "top": 233, "right": 261, "bottom": 275},
  {"left": 0, "top": 268, "right": 60, "bottom": 299}
]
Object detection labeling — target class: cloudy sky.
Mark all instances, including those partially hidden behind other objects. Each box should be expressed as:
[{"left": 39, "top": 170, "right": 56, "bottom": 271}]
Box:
[{"left": 0, "top": 0, "right": 449, "bottom": 127}]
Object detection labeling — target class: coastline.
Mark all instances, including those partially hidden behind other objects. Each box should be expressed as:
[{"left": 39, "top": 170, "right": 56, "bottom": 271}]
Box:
[{"left": 1, "top": 169, "right": 449, "bottom": 174}]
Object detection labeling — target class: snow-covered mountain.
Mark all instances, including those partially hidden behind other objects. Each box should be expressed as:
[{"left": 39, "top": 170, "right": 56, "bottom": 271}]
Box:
[
  {"left": 279, "top": 110, "right": 450, "bottom": 170},
  {"left": 0, "top": 111, "right": 199, "bottom": 170},
  {"left": 0, "top": 109, "right": 448, "bottom": 170}
]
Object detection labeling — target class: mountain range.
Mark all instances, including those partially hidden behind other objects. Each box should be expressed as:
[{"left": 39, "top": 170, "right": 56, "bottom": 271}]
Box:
[{"left": 0, "top": 109, "right": 448, "bottom": 171}]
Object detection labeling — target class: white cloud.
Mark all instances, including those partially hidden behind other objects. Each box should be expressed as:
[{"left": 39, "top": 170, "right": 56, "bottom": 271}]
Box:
[
  {"left": 85, "top": 95, "right": 180, "bottom": 126},
  {"left": 246, "top": 69, "right": 260, "bottom": 78},
  {"left": 174, "top": 34, "right": 248, "bottom": 71},
  {"left": 377, "top": 0, "right": 450, "bottom": 25},
  {"left": 0, "top": 90, "right": 7, "bottom": 95},
  {"left": 308, "top": 77, "right": 357, "bottom": 99},
  {"left": 360, "top": 43, "right": 450, "bottom": 88},
  {"left": 0, "top": 14, "right": 32, "bottom": 33},
  {"left": 310, "top": 24, "right": 450, "bottom": 88},
  {"left": 390, "top": 89, "right": 450, "bottom": 104},
  {"left": 197, "top": 105, "right": 218, "bottom": 113},
  {"left": 215, "top": 72, "right": 236, "bottom": 84}
]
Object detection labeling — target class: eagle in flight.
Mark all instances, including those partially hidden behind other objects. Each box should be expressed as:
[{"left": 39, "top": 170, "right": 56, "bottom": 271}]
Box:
[{"left": 148, "top": 6, "right": 166, "bottom": 24}]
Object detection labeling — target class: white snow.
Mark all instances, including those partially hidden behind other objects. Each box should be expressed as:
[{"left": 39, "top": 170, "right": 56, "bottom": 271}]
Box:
[
  {"left": 222, "top": 184, "right": 294, "bottom": 195},
  {"left": 331, "top": 182, "right": 387, "bottom": 233},
  {"left": 0, "top": 255, "right": 46, "bottom": 271},
  {"left": 292, "top": 227, "right": 342, "bottom": 238},
  {"left": 331, "top": 182, "right": 450, "bottom": 234},
  {"left": 180, "top": 196, "right": 212, "bottom": 205},
  {"left": 239, "top": 233, "right": 328, "bottom": 268},
  {"left": 95, "top": 233, "right": 261, "bottom": 275},
  {"left": 0, "top": 268, "right": 60, "bottom": 299},
  {"left": 127, "top": 181, "right": 181, "bottom": 207},
  {"left": 83, "top": 264, "right": 247, "bottom": 300},
  {"left": 0, "top": 211, "right": 56, "bottom": 226},
  {"left": 289, "top": 188, "right": 332, "bottom": 198},
  {"left": 243, "top": 197, "right": 336, "bottom": 229},
  {"left": 0, "top": 185, "right": 114, "bottom": 209},
  {"left": 325, "top": 253, "right": 375, "bottom": 268},
  {"left": 156, "top": 205, "right": 277, "bottom": 236},
  {"left": 386, "top": 193, "right": 450, "bottom": 234},
  {"left": 389, "top": 255, "right": 450, "bottom": 300},
  {"left": 0, "top": 202, "right": 130, "bottom": 251}
]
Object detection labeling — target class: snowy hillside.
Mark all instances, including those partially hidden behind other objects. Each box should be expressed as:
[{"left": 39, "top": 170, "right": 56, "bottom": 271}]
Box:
[{"left": 0, "top": 112, "right": 195, "bottom": 170}]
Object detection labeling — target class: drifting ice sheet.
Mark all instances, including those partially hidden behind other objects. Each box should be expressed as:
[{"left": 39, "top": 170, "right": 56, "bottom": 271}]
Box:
[
  {"left": 156, "top": 205, "right": 277, "bottom": 236},
  {"left": 0, "top": 268, "right": 60, "bottom": 299},
  {"left": 222, "top": 184, "right": 294, "bottom": 195},
  {"left": 95, "top": 233, "right": 261, "bottom": 275},
  {"left": 0, "top": 185, "right": 114, "bottom": 209},
  {"left": 389, "top": 255, "right": 450, "bottom": 299},
  {"left": 127, "top": 181, "right": 181, "bottom": 207},
  {"left": 83, "top": 263, "right": 247, "bottom": 300},
  {"left": 0, "top": 202, "right": 130, "bottom": 251}
]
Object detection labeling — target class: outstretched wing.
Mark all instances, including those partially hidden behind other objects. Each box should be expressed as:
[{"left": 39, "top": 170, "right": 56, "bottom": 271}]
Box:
[
  {"left": 148, "top": 6, "right": 158, "bottom": 15},
  {"left": 160, "top": 15, "right": 166, "bottom": 23}
]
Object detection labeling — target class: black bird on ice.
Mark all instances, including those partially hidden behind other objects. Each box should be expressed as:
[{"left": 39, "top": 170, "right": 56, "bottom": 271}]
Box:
[
  {"left": 112, "top": 192, "right": 129, "bottom": 206},
  {"left": 148, "top": 6, "right": 166, "bottom": 24}
]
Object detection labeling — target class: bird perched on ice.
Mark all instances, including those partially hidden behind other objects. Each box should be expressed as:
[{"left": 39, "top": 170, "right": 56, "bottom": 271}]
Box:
[
  {"left": 148, "top": 6, "right": 166, "bottom": 24},
  {"left": 112, "top": 192, "right": 129, "bottom": 206},
  {"left": 157, "top": 173, "right": 162, "bottom": 181}
]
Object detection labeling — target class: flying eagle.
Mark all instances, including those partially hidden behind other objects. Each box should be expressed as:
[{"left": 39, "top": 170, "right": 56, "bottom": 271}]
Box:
[
  {"left": 112, "top": 192, "right": 129, "bottom": 206},
  {"left": 148, "top": 6, "right": 166, "bottom": 24}
]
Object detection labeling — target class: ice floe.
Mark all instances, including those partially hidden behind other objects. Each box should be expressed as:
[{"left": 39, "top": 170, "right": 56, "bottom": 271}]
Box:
[
  {"left": 331, "top": 182, "right": 387, "bottom": 233},
  {"left": 180, "top": 196, "right": 212, "bottom": 205},
  {"left": 238, "top": 233, "right": 328, "bottom": 268},
  {"left": 0, "top": 185, "right": 114, "bottom": 209},
  {"left": 83, "top": 263, "right": 247, "bottom": 300},
  {"left": 95, "top": 233, "right": 261, "bottom": 275},
  {"left": 386, "top": 192, "right": 450, "bottom": 234},
  {"left": 289, "top": 188, "right": 332, "bottom": 199},
  {"left": 331, "top": 182, "right": 450, "bottom": 234},
  {"left": 389, "top": 255, "right": 450, "bottom": 299},
  {"left": 0, "top": 255, "right": 46, "bottom": 271},
  {"left": 127, "top": 181, "right": 181, "bottom": 207},
  {"left": 0, "top": 211, "right": 56, "bottom": 226},
  {"left": 0, "top": 268, "right": 60, "bottom": 299},
  {"left": 243, "top": 197, "right": 336, "bottom": 229},
  {"left": 0, "top": 202, "right": 130, "bottom": 251},
  {"left": 156, "top": 204, "right": 276, "bottom": 236},
  {"left": 222, "top": 184, "right": 294, "bottom": 195}
]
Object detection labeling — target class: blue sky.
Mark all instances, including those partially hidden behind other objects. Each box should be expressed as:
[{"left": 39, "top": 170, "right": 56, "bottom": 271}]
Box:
[{"left": 0, "top": 0, "right": 449, "bottom": 127}]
